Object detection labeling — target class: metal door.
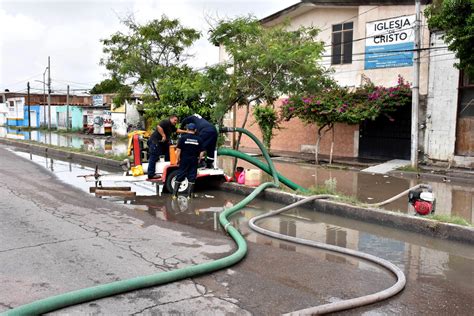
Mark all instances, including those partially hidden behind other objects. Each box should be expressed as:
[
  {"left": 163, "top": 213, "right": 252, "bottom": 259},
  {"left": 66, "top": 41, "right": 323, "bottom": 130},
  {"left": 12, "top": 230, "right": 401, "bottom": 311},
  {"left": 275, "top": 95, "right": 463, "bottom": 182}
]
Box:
[{"left": 359, "top": 105, "right": 411, "bottom": 160}]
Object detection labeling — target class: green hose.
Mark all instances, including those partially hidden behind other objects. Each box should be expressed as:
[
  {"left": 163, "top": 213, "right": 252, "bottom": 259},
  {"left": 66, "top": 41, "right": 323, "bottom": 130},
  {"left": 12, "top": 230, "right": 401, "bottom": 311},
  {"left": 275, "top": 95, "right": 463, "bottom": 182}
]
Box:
[
  {"left": 217, "top": 147, "right": 308, "bottom": 192},
  {"left": 2, "top": 127, "right": 280, "bottom": 316}
]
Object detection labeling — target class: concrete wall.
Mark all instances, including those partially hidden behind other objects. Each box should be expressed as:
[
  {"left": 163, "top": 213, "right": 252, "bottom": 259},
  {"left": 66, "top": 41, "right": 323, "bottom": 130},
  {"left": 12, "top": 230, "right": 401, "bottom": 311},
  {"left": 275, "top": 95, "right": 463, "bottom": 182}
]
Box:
[
  {"left": 0, "top": 103, "right": 8, "bottom": 126},
  {"left": 40, "top": 105, "right": 58, "bottom": 128},
  {"left": 425, "top": 32, "right": 459, "bottom": 163},
  {"left": 261, "top": 4, "right": 430, "bottom": 91},
  {"left": 56, "top": 106, "right": 83, "bottom": 130},
  {"left": 221, "top": 4, "right": 430, "bottom": 157},
  {"left": 126, "top": 99, "right": 142, "bottom": 127},
  {"left": 111, "top": 112, "right": 127, "bottom": 136}
]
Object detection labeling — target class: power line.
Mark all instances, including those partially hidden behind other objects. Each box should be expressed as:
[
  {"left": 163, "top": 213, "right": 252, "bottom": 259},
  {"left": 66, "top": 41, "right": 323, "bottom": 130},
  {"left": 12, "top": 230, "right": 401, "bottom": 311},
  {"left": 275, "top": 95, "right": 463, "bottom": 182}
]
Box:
[
  {"left": 319, "top": 6, "right": 380, "bottom": 32},
  {"left": 52, "top": 78, "right": 96, "bottom": 87},
  {"left": 321, "top": 45, "right": 449, "bottom": 60},
  {"left": 1, "top": 73, "right": 43, "bottom": 89}
]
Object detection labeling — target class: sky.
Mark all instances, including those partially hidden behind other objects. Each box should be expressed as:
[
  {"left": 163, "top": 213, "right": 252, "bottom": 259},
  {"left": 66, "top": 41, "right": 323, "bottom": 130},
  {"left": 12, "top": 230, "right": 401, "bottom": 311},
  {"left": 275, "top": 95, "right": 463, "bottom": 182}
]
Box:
[{"left": 0, "top": 0, "right": 299, "bottom": 95}]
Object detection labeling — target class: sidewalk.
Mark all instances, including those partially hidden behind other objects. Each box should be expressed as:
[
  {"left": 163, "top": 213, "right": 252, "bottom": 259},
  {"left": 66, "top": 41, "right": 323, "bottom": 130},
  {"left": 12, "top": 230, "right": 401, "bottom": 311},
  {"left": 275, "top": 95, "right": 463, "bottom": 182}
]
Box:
[{"left": 238, "top": 146, "right": 474, "bottom": 184}]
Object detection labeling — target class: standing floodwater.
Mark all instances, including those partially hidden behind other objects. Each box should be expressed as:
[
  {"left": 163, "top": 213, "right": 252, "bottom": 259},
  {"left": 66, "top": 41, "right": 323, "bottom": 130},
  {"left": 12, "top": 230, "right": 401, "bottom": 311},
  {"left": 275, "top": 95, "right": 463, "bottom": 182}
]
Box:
[{"left": 9, "top": 149, "right": 474, "bottom": 315}]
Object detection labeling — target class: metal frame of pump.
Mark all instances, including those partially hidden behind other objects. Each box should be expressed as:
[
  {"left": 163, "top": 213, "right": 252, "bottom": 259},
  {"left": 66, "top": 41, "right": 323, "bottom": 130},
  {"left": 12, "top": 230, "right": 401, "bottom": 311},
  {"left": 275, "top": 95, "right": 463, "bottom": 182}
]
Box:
[
  {"left": 4, "top": 127, "right": 414, "bottom": 316},
  {"left": 127, "top": 131, "right": 229, "bottom": 195}
]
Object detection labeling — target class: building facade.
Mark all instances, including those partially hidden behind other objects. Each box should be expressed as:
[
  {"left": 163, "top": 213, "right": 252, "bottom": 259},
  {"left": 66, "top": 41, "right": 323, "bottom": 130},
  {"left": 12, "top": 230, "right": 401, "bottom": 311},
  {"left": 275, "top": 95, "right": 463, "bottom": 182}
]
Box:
[
  {"left": 224, "top": 0, "right": 472, "bottom": 167},
  {"left": 0, "top": 92, "right": 92, "bottom": 129}
]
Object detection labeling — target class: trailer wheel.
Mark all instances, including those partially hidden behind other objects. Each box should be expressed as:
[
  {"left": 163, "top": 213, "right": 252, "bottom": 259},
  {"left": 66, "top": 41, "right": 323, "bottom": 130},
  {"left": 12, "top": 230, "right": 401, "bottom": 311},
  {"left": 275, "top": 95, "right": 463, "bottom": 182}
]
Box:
[{"left": 165, "top": 170, "right": 189, "bottom": 193}]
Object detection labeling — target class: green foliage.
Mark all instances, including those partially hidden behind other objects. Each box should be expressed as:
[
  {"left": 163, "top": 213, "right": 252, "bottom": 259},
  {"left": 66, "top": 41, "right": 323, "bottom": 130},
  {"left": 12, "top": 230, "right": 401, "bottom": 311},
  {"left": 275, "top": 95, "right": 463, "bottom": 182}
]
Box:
[
  {"left": 281, "top": 76, "right": 412, "bottom": 127},
  {"left": 90, "top": 77, "right": 134, "bottom": 109},
  {"left": 426, "top": 214, "right": 472, "bottom": 227},
  {"left": 397, "top": 165, "right": 421, "bottom": 172},
  {"left": 90, "top": 77, "right": 132, "bottom": 95},
  {"left": 143, "top": 66, "right": 215, "bottom": 126},
  {"left": 101, "top": 15, "right": 201, "bottom": 100},
  {"left": 425, "top": 0, "right": 474, "bottom": 76},
  {"left": 252, "top": 105, "right": 278, "bottom": 151},
  {"left": 207, "top": 16, "right": 335, "bottom": 124}
]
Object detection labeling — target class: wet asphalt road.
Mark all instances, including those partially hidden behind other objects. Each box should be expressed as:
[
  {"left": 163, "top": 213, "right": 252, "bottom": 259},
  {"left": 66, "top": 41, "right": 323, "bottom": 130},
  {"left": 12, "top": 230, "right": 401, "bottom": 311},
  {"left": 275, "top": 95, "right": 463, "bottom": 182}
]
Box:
[{"left": 1, "top": 144, "right": 473, "bottom": 315}]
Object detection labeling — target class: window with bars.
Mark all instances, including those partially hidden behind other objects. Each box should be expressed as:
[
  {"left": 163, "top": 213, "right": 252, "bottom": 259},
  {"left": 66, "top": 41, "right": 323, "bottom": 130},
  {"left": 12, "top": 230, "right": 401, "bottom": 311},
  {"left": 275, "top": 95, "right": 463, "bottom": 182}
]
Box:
[{"left": 331, "top": 22, "right": 353, "bottom": 65}]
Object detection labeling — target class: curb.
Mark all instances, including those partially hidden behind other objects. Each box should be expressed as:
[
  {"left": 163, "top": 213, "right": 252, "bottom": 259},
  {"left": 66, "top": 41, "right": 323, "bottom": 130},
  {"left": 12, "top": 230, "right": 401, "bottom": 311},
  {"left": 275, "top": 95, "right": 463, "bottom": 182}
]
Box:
[
  {"left": 3, "top": 137, "right": 473, "bottom": 244},
  {"left": 0, "top": 138, "right": 123, "bottom": 172},
  {"left": 221, "top": 182, "right": 474, "bottom": 245}
]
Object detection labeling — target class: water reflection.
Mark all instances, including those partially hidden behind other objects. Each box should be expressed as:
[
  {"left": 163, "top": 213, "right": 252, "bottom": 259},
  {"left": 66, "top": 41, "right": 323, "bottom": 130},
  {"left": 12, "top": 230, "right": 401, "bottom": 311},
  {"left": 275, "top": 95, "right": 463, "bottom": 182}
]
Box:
[
  {"left": 3, "top": 124, "right": 472, "bottom": 223},
  {"left": 220, "top": 157, "right": 474, "bottom": 223},
  {"left": 0, "top": 126, "right": 127, "bottom": 156},
  {"left": 9, "top": 149, "right": 474, "bottom": 310}
]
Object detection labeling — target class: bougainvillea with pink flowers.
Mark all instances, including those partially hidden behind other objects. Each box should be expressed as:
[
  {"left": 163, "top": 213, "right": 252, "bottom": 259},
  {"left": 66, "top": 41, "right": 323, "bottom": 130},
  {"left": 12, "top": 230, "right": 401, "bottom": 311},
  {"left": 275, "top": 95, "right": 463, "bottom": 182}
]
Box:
[{"left": 280, "top": 76, "right": 411, "bottom": 163}]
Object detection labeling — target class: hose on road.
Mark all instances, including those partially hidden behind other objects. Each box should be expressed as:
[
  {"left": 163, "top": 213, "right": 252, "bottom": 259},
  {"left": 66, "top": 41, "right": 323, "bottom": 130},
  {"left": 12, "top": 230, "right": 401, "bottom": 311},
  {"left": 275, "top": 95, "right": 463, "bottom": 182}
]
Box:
[
  {"left": 249, "top": 194, "right": 407, "bottom": 315},
  {"left": 3, "top": 127, "right": 412, "bottom": 315},
  {"left": 2, "top": 127, "right": 277, "bottom": 316}
]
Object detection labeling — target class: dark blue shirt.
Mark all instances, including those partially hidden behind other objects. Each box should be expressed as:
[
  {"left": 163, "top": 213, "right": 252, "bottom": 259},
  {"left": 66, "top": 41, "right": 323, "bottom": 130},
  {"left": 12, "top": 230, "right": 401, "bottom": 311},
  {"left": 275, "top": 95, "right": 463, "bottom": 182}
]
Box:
[
  {"left": 177, "top": 134, "right": 204, "bottom": 159},
  {"left": 181, "top": 115, "right": 214, "bottom": 132}
]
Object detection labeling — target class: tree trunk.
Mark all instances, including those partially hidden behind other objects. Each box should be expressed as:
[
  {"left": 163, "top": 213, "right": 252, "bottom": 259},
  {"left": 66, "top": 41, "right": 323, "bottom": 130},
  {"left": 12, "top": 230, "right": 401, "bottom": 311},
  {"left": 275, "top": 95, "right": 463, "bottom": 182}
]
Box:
[
  {"left": 315, "top": 124, "right": 328, "bottom": 165},
  {"left": 232, "top": 103, "right": 250, "bottom": 173},
  {"left": 329, "top": 123, "right": 335, "bottom": 165}
]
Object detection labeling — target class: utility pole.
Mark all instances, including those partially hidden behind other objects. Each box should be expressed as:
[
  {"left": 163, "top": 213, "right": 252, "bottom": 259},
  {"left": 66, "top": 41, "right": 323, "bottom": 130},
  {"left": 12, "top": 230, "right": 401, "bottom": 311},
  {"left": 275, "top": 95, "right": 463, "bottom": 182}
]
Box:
[
  {"left": 27, "top": 82, "right": 31, "bottom": 128},
  {"left": 410, "top": 0, "right": 421, "bottom": 168},
  {"left": 47, "top": 56, "right": 51, "bottom": 130},
  {"left": 42, "top": 71, "right": 46, "bottom": 126},
  {"left": 66, "top": 85, "right": 70, "bottom": 132}
]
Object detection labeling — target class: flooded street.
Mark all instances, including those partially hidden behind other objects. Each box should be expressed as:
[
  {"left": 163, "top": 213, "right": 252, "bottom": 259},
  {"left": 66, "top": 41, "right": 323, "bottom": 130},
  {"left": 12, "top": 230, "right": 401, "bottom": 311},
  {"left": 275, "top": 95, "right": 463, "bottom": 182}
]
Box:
[
  {"left": 8, "top": 149, "right": 474, "bottom": 315},
  {"left": 0, "top": 126, "right": 128, "bottom": 156},
  {"left": 1, "top": 127, "right": 473, "bottom": 223}
]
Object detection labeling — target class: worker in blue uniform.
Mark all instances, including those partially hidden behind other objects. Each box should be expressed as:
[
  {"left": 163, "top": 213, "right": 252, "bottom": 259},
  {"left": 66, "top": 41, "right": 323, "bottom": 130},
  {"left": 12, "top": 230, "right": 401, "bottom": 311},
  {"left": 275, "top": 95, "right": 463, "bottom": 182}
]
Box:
[
  {"left": 180, "top": 114, "right": 218, "bottom": 168},
  {"left": 173, "top": 123, "right": 206, "bottom": 199}
]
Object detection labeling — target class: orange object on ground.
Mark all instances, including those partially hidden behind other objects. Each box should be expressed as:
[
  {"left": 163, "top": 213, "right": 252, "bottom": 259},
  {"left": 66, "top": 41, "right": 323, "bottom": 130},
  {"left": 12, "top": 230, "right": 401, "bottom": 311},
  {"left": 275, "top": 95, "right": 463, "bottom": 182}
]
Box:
[{"left": 169, "top": 145, "right": 177, "bottom": 165}]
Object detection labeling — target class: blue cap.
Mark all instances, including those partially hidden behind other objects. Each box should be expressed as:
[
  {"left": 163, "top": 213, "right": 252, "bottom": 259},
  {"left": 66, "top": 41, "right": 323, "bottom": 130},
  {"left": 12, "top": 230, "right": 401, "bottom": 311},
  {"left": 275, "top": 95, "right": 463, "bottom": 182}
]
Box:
[{"left": 186, "top": 123, "right": 196, "bottom": 130}]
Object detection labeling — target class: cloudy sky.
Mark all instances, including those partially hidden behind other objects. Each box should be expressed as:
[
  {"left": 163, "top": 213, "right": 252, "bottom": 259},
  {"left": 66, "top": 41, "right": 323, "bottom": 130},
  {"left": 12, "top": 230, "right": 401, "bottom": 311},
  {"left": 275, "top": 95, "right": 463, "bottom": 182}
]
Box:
[{"left": 0, "top": 0, "right": 298, "bottom": 94}]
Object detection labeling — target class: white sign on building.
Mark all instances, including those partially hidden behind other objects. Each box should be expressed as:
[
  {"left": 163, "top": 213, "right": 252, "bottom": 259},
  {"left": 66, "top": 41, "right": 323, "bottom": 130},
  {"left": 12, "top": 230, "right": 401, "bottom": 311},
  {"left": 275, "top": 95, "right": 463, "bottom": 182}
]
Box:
[
  {"left": 92, "top": 95, "right": 104, "bottom": 107},
  {"left": 365, "top": 15, "right": 416, "bottom": 70}
]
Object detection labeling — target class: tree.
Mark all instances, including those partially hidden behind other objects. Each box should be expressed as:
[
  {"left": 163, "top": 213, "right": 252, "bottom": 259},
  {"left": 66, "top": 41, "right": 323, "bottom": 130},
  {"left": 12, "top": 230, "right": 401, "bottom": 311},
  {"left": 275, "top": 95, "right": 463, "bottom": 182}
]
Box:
[
  {"left": 281, "top": 76, "right": 411, "bottom": 164},
  {"left": 90, "top": 77, "right": 133, "bottom": 108},
  {"left": 144, "top": 65, "right": 215, "bottom": 125},
  {"left": 425, "top": 0, "right": 474, "bottom": 76},
  {"left": 252, "top": 105, "right": 278, "bottom": 153},
  {"left": 207, "top": 16, "right": 335, "bottom": 154},
  {"left": 90, "top": 77, "right": 131, "bottom": 95},
  {"left": 100, "top": 15, "right": 201, "bottom": 100}
]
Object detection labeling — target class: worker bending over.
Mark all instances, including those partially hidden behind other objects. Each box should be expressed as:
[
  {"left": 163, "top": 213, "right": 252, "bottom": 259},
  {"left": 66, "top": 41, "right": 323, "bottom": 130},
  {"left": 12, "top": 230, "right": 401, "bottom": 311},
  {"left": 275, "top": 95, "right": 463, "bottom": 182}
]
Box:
[
  {"left": 173, "top": 123, "right": 205, "bottom": 199},
  {"left": 180, "top": 114, "right": 218, "bottom": 168},
  {"left": 147, "top": 115, "right": 178, "bottom": 179}
]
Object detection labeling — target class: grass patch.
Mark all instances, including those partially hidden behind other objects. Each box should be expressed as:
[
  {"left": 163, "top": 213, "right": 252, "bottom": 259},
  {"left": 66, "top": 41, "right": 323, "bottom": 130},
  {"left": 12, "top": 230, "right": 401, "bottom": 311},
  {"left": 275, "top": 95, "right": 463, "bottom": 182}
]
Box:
[
  {"left": 294, "top": 179, "right": 364, "bottom": 206},
  {"left": 397, "top": 165, "right": 420, "bottom": 172},
  {"left": 426, "top": 214, "right": 472, "bottom": 227}
]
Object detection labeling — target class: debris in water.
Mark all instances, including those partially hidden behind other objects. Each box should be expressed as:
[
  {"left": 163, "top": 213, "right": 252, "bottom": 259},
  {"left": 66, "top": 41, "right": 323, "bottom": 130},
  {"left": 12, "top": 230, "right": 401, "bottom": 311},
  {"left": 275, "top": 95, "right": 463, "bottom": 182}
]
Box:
[{"left": 204, "top": 194, "right": 215, "bottom": 198}]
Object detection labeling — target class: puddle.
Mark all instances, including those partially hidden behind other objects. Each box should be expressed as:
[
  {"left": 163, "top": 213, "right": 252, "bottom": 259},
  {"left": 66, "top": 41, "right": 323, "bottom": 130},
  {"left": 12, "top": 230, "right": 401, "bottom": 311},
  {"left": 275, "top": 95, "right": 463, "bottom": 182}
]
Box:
[
  {"left": 2, "top": 126, "right": 473, "bottom": 223},
  {"left": 8, "top": 149, "right": 474, "bottom": 314}
]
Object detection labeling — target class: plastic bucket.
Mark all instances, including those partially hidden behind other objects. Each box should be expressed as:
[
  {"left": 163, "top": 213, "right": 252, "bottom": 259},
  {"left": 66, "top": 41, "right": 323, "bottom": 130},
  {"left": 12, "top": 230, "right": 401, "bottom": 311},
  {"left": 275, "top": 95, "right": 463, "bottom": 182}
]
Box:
[{"left": 244, "top": 169, "right": 262, "bottom": 186}]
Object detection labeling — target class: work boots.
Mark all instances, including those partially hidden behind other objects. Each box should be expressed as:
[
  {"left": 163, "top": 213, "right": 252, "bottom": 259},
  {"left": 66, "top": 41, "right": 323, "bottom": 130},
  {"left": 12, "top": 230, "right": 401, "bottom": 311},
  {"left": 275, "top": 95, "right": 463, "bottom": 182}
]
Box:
[
  {"left": 187, "top": 182, "right": 195, "bottom": 199},
  {"left": 172, "top": 181, "right": 181, "bottom": 199}
]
